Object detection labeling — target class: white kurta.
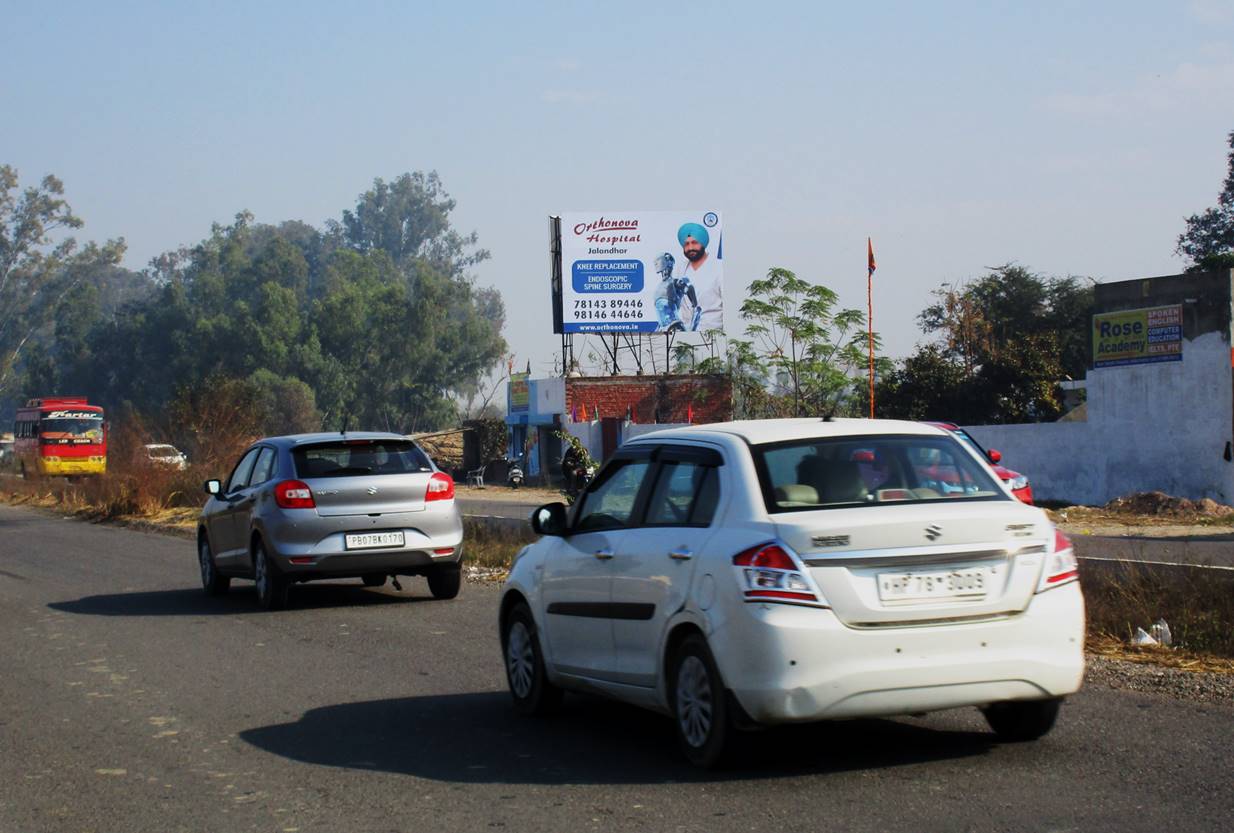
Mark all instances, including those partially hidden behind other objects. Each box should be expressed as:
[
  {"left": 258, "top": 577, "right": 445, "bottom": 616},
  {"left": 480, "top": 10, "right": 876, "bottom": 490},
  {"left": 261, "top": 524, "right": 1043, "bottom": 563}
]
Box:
[{"left": 676, "top": 252, "right": 723, "bottom": 332}]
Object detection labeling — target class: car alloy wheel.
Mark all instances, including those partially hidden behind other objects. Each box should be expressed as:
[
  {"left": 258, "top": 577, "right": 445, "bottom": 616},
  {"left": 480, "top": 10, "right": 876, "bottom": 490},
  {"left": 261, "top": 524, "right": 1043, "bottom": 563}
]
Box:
[
  {"left": 198, "top": 536, "right": 229, "bottom": 596},
  {"left": 502, "top": 602, "right": 562, "bottom": 716},
  {"left": 671, "top": 635, "right": 731, "bottom": 767},
  {"left": 253, "top": 541, "right": 287, "bottom": 611},
  {"left": 506, "top": 620, "right": 535, "bottom": 699},
  {"left": 676, "top": 655, "right": 713, "bottom": 748}
]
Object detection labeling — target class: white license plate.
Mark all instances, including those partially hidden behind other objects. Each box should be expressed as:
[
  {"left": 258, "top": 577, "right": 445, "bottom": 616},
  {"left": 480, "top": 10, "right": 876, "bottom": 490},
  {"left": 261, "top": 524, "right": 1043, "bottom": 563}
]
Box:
[
  {"left": 877, "top": 566, "right": 990, "bottom": 603},
  {"left": 344, "top": 531, "right": 405, "bottom": 550}
]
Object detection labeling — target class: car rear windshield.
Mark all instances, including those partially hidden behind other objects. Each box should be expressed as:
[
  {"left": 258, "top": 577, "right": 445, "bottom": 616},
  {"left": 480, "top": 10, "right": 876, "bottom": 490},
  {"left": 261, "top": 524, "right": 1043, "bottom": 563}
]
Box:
[
  {"left": 752, "top": 434, "right": 1007, "bottom": 513},
  {"left": 292, "top": 440, "right": 433, "bottom": 478}
]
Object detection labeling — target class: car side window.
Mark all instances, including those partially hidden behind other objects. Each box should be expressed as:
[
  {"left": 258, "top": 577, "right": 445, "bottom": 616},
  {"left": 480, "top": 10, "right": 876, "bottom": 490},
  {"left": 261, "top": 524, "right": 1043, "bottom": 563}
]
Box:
[
  {"left": 226, "top": 448, "right": 261, "bottom": 493},
  {"left": 249, "top": 447, "right": 277, "bottom": 487},
  {"left": 644, "top": 462, "right": 720, "bottom": 527},
  {"left": 574, "top": 460, "right": 652, "bottom": 532}
]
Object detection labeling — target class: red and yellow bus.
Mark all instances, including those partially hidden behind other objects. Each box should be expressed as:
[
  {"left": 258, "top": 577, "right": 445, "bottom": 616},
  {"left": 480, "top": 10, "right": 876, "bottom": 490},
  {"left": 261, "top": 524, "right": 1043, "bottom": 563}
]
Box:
[{"left": 14, "top": 397, "right": 107, "bottom": 477}]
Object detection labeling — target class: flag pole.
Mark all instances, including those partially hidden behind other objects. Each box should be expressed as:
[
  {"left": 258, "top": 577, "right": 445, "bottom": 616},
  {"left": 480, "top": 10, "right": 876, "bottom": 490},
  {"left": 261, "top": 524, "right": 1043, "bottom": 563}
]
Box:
[{"left": 867, "top": 237, "right": 876, "bottom": 419}]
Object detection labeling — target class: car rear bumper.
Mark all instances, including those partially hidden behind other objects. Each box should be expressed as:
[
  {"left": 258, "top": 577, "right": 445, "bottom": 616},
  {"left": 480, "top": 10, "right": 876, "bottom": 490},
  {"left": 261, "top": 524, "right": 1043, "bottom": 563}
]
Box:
[
  {"left": 262, "top": 507, "right": 464, "bottom": 577},
  {"left": 714, "top": 582, "right": 1085, "bottom": 724}
]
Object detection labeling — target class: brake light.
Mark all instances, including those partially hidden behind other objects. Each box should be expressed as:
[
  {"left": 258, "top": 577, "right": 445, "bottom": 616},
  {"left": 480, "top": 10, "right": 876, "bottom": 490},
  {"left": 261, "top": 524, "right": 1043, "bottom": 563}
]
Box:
[
  {"left": 732, "top": 543, "right": 824, "bottom": 605},
  {"left": 1037, "top": 528, "right": 1079, "bottom": 591},
  {"left": 274, "top": 479, "right": 315, "bottom": 509},
  {"left": 426, "top": 471, "right": 455, "bottom": 502}
]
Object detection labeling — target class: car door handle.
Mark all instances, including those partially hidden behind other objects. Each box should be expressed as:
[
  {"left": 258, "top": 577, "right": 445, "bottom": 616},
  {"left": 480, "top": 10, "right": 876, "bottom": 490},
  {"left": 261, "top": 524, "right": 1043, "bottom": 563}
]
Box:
[
  {"left": 593, "top": 549, "right": 614, "bottom": 560},
  {"left": 668, "top": 548, "right": 693, "bottom": 561}
]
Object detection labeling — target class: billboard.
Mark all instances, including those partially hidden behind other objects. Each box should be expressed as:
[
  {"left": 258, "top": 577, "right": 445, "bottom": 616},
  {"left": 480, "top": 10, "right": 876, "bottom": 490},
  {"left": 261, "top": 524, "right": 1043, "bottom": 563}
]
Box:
[
  {"left": 508, "top": 372, "right": 529, "bottom": 412},
  {"left": 1093, "top": 304, "right": 1183, "bottom": 368},
  {"left": 555, "top": 211, "right": 723, "bottom": 334}
]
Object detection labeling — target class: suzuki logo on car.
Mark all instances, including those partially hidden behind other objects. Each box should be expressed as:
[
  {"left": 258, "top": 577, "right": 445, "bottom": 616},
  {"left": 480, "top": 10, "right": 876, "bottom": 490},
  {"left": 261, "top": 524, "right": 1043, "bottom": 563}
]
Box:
[
  {"left": 925, "top": 524, "right": 943, "bottom": 541},
  {"left": 367, "top": 486, "right": 378, "bottom": 495}
]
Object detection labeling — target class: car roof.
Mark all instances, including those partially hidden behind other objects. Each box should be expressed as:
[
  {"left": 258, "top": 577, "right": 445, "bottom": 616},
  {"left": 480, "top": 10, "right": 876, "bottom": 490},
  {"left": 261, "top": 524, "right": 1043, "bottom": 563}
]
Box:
[
  {"left": 626, "top": 418, "right": 950, "bottom": 446},
  {"left": 258, "top": 431, "right": 414, "bottom": 448}
]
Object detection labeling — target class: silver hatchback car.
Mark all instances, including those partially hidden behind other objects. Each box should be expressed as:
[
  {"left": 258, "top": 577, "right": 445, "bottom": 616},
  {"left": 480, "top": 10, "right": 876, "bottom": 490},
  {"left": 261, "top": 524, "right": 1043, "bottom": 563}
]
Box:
[{"left": 197, "top": 432, "right": 463, "bottom": 609}]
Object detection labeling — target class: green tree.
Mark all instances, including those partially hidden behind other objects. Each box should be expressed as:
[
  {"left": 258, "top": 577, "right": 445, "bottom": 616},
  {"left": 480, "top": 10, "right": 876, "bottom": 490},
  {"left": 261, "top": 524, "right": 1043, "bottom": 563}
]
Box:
[
  {"left": 740, "top": 268, "right": 880, "bottom": 417},
  {"left": 30, "top": 171, "right": 506, "bottom": 437},
  {"left": 880, "top": 264, "right": 1089, "bottom": 424},
  {"left": 1177, "top": 130, "right": 1234, "bottom": 271},
  {"left": 0, "top": 165, "right": 124, "bottom": 396},
  {"left": 337, "top": 172, "right": 489, "bottom": 277}
]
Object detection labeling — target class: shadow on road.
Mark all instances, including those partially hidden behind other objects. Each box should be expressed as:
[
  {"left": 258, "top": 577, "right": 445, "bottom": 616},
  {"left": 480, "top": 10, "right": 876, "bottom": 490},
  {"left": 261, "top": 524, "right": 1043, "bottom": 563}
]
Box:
[
  {"left": 240, "top": 691, "right": 995, "bottom": 785},
  {"left": 48, "top": 582, "right": 439, "bottom": 616}
]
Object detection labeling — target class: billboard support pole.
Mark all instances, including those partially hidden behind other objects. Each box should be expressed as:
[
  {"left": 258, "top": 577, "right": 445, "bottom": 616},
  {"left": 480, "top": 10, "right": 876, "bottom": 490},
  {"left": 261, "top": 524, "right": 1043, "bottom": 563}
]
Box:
[{"left": 550, "top": 216, "right": 567, "bottom": 375}]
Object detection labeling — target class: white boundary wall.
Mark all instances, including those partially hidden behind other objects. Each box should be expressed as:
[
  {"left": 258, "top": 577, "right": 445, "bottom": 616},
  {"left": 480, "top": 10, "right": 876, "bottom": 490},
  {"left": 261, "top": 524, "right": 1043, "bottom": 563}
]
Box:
[
  {"left": 964, "top": 331, "right": 1234, "bottom": 505},
  {"left": 561, "top": 422, "right": 688, "bottom": 461}
]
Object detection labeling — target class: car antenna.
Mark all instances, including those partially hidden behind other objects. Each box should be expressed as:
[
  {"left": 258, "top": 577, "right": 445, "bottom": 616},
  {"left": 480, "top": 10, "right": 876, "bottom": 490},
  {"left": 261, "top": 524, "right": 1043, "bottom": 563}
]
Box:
[{"left": 341, "top": 415, "right": 349, "bottom": 436}]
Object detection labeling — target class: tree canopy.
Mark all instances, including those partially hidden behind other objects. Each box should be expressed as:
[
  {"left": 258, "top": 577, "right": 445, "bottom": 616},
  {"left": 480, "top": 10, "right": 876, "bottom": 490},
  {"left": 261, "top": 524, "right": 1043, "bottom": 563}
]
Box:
[
  {"left": 875, "top": 265, "right": 1092, "bottom": 424},
  {"left": 1177, "top": 130, "right": 1234, "bottom": 271},
  {"left": 13, "top": 169, "right": 507, "bottom": 453},
  {"left": 0, "top": 166, "right": 126, "bottom": 397}
]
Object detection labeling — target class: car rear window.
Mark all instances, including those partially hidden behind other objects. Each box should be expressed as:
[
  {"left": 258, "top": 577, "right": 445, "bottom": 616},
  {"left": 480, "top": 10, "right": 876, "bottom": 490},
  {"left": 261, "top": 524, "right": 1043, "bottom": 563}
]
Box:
[
  {"left": 293, "top": 440, "right": 433, "bottom": 478},
  {"left": 753, "top": 434, "right": 1007, "bottom": 513}
]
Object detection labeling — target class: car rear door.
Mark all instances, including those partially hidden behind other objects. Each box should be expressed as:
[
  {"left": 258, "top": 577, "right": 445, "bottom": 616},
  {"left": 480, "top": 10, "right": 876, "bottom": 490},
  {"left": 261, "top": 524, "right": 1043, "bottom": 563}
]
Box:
[
  {"left": 539, "top": 449, "right": 654, "bottom": 681},
  {"left": 611, "top": 444, "right": 723, "bottom": 687}
]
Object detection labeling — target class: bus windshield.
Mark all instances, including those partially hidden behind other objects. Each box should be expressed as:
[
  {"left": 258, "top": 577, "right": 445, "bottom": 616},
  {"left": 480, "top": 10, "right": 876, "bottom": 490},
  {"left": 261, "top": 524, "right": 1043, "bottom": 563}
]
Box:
[{"left": 40, "top": 418, "right": 104, "bottom": 442}]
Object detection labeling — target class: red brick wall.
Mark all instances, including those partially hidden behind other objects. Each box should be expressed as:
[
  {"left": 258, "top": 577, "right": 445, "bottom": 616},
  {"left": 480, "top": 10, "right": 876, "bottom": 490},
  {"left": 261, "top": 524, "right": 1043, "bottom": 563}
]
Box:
[{"left": 564, "top": 375, "right": 732, "bottom": 424}]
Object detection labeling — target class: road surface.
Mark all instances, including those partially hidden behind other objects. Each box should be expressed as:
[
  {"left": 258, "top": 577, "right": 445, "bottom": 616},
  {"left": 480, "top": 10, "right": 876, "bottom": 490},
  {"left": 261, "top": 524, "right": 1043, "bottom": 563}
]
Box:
[{"left": 1, "top": 503, "right": 1231, "bottom": 832}]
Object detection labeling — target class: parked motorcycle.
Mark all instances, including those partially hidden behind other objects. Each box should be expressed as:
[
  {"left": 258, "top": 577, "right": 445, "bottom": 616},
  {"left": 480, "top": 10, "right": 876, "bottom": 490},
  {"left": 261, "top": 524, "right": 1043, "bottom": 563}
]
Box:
[{"left": 507, "top": 454, "right": 525, "bottom": 489}]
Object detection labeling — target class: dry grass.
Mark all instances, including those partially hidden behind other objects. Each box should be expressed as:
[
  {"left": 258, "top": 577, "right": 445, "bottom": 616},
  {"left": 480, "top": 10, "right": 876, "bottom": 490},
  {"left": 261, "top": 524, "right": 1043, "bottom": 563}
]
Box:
[
  {"left": 1086, "top": 634, "right": 1234, "bottom": 674},
  {"left": 463, "top": 519, "right": 536, "bottom": 575},
  {"left": 1081, "top": 559, "right": 1234, "bottom": 659}
]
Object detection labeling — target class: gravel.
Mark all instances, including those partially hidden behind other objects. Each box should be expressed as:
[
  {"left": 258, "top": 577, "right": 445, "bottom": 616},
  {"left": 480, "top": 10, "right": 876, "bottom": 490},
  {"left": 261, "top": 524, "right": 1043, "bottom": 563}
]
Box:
[{"left": 1084, "top": 655, "right": 1234, "bottom": 705}]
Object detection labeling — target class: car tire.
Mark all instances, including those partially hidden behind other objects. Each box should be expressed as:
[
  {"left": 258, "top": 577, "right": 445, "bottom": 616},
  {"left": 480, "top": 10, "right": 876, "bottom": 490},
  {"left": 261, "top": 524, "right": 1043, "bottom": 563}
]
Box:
[
  {"left": 361, "top": 573, "right": 386, "bottom": 588},
  {"left": 253, "top": 540, "right": 289, "bottom": 611},
  {"left": 983, "top": 698, "right": 1062, "bottom": 742},
  {"left": 426, "top": 564, "right": 462, "bottom": 600},
  {"left": 198, "top": 534, "right": 230, "bottom": 596},
  {"left": 670, "top": 634, "right": 731, "bottom": 768},
  {"left": 502, "top": 602, "right": 562, "bottom": 716}
]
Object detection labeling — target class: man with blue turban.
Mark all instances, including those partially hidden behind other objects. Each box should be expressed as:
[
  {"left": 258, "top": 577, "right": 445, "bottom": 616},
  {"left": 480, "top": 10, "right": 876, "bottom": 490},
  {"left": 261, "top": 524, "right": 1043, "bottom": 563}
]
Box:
[{"left": 674, "top": 221, "right": 723, "bottom": 331}]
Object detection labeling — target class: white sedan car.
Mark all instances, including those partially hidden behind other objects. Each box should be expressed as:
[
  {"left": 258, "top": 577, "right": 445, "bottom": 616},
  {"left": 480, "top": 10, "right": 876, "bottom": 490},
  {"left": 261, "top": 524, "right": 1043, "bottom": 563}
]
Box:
[{"left": 499, "top": 419, "right": 1084, "bottom": 767}]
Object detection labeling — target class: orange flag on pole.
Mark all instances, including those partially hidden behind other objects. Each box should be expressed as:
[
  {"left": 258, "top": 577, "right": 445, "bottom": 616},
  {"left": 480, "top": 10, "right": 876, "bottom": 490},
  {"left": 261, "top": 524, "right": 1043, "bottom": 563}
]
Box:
[{"left": 867, "top": 237, "right": 876, "bottom": 418}]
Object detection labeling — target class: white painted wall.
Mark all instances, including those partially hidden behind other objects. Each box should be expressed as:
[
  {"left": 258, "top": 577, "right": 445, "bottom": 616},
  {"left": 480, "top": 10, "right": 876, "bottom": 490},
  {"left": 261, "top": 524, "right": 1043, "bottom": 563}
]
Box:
[
  {"left": 562, "top": 421, "right": 689, "bottom": 461},
  {"left": 964, "top": 331, "right": 1234, "bottom": 505}
]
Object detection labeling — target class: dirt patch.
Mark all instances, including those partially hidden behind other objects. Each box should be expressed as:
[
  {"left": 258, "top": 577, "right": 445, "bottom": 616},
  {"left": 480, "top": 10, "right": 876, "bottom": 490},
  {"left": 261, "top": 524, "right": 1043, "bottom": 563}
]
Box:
[
  {"left": 1046, "top": 491, "right": 1234, "bottom": 538},
  {"left": 1103, "top": 491, "right": 1234, "bottom": 518}
]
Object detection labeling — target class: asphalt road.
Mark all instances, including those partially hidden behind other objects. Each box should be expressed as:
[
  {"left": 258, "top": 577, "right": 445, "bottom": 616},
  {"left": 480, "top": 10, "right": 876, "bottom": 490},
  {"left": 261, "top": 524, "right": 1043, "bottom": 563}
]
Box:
[{"left": 2, "top": 503, "right": 1232, "bottom": 833}]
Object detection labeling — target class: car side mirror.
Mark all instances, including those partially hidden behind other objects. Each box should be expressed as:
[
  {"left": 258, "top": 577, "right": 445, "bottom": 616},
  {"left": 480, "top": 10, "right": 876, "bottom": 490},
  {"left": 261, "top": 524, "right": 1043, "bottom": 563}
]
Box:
[
  {"left": 530, "top": 502, "right": 569, "bottom": 536},
  {"left": 986, "top": 449, "right": 1002, "bottom": 464},
  {"left": 204, "top": 479, "right": 222, "bottom": 495}
]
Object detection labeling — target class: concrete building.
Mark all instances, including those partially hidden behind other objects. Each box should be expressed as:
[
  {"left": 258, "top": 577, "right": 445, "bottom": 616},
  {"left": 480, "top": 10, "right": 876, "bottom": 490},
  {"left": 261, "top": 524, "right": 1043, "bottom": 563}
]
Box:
[
  {"left": 965, "top": 268, "right": 1233, "bottom": 505},
  {"left": 505, "top": 374, "right": 732, "bottom": 484}
]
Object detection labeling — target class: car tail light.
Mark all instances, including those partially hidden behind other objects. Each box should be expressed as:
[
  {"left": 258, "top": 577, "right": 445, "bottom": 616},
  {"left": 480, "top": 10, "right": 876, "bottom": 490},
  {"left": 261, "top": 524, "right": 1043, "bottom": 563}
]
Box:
[
  {"left": 274, "top": 479, "right": 316, "bottom": 509},
  {"left": 426, "top": 471, "right": 455, "bottom": 502},
  {"left": 1037, "top": 528, "right": 1079, "bottom": 591},
  {"left": 732, "top": 542, "right": 825, "bottom": 605}
]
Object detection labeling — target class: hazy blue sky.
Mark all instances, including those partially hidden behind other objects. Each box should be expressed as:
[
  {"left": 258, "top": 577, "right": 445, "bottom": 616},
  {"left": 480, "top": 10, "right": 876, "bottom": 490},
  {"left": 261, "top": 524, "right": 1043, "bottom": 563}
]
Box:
[{"left": 5, "top": 1, "right": 1233, "bottom": 379}]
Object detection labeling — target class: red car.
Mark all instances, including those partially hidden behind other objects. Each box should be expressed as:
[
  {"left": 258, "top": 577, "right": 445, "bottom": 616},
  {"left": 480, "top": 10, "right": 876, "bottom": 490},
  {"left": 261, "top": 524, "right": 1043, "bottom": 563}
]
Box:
[{"left": 924, "top": 421, "right": 1034, "bottom": 504}]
